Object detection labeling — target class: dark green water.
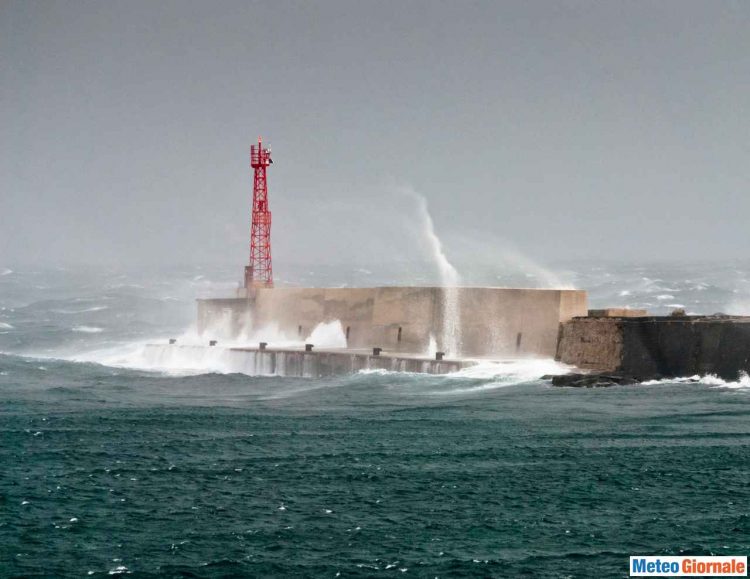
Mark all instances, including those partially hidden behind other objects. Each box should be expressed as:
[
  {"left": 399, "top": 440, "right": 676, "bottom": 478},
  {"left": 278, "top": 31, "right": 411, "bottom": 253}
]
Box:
[{"left": 2, "top": 354, "right": 748, "bottom": 578}]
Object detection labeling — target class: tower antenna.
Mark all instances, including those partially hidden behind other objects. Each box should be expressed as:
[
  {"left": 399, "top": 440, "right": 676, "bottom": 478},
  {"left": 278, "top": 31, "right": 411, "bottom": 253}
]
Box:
[{"left": 244, "top": 136, "right": 273, "bottom": 288}]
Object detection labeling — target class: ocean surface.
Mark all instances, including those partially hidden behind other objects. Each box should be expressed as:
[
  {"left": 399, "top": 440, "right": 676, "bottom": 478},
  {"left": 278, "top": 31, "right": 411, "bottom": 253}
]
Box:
[{"left": 1, "top": 261, "right": 749, "bottom": 578}]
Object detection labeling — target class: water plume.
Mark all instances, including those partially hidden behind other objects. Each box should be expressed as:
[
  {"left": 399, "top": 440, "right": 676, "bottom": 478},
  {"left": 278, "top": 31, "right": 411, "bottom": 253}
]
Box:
[
  {"left": 305, "top": 320, "right": 348, "bottom": 349},
  {"left": 400, "top": 187, "right": 462, "bottom": 357},
  {"left": 407, "top": 190, "right": 460, "bottom": 287}
]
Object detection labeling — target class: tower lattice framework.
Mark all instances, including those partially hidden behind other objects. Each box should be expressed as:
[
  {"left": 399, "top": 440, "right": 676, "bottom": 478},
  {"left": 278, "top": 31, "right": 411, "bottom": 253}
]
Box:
[{"left": 244, "top": 136, "right": 273, "bottom": 288}]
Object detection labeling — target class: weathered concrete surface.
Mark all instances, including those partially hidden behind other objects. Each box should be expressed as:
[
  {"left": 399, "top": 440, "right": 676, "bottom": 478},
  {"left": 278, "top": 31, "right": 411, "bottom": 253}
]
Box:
[
  {"left": 198, "top": 287, "right": 588, "bottom": 358},
  {"left": 557, "top": 315, "right": 750, "bottom": 380},
  {"left": 143, "top": 344, "right": 470, "bottom": 377},
  {"left": 588, "top": 308, "right": 648, "bottom": 318}
]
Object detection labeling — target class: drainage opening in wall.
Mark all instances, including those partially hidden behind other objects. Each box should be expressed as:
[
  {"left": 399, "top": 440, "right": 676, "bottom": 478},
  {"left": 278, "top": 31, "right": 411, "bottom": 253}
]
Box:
[
  {"left": 346, "top": 326, "right": 351, "bottom": 340},
  {"left": 298, "top": 325, "right": 302, "bottom": 336},
  {"left": 516, "top": 332, "right": 523, "bottom": 350},
  {"left": 397, "top": 327, "right": 402, "bottom": 343}
]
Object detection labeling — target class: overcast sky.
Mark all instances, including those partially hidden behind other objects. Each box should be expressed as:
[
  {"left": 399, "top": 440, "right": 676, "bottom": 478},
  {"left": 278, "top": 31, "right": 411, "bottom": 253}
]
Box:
[{"left": 2, "top": 1, "right": 749, "bottom": 272}]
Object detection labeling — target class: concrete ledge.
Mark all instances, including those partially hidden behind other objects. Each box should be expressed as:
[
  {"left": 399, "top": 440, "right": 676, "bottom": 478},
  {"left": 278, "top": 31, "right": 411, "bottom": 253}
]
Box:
[
  {"left": 143, "top": 344, "right": 472, "bottom": 377},
  {"left": 587, "top": 308, "right": 648, "bottom": 318}
]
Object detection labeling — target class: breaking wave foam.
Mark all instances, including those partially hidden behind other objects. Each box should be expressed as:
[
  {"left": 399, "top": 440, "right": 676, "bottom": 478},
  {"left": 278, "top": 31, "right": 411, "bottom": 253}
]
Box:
[
  {"left": 54, "top": 306, "right": 109, "bottom": 314},
  {"left": 72, "top": 326, "right": 104, "bottom": 333},
  {"left": 358, "top": 359, "right": 572, "bottom": 393},
  {"left": 640, "top": 372, "right": 750, "bottom": 389}
]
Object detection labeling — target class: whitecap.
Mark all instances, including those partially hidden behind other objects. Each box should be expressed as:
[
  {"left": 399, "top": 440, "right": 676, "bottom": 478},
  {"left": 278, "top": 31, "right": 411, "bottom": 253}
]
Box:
[
  {"left": 708, "top": 372, "right": 750, "bottom": 389},
  {"left": 54, "top": 306, "right": 109, "bottom": 314},
  {"left": 451, "top": 358, "right": 571, "bottom": 380},
  {"left": 0, "top": 322, "right": 13, "bottom": 329},
  {"left": 640, "top": 373, "right": 750, "bottom": 388},
  {"left": 72, "top": 326, "right": 104, "bottom": 333}
]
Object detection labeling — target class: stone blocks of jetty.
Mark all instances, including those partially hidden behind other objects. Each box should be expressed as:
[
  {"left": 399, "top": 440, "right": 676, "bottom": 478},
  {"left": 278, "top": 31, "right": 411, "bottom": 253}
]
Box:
[{"left": 556, "top": 313, "right": 750, "bottom": 381}]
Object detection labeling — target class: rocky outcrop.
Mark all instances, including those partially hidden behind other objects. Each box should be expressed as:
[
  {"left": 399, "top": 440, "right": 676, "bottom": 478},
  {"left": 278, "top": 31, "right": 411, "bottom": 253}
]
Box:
[
  {"left": 557, "top": 315, "right": 750, "bottom": 381},
  {"left": 547, "top": 373, "right": 638, "bottom": 388}
]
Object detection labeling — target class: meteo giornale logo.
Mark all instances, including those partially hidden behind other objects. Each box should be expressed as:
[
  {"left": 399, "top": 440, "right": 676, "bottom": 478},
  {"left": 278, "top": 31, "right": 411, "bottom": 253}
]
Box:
[{"left": 630, "top": 556, "right": 747, "bottom": 577}]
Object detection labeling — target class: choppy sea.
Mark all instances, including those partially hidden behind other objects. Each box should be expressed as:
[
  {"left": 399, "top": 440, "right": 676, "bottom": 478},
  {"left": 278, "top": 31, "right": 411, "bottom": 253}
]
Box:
[{"left": 1, "top": 261, "right": 749, "bottom": 578}]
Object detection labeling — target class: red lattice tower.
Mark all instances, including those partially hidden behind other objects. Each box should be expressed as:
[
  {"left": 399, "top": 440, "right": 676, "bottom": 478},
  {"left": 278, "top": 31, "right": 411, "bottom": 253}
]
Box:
[{"left": 244, "top": 136, "right": 273, "bottom": 288}]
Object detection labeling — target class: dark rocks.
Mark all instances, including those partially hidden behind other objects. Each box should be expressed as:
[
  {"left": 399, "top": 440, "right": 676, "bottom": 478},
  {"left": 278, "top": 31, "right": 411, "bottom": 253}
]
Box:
[
  {"left": 557, "top": 315, "right": 750, "bottom": 381},
  {"left": 549, "top": 373, "right": 639, "bottom": 388}
]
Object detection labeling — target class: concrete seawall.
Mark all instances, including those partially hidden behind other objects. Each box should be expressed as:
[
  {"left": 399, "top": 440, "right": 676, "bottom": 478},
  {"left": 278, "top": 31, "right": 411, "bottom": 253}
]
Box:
[
  {"left": 197, "top": 286, "right": 588, "bottom": 359},
  {"left": 557, "top": 315, "right": 750, "bottom": 380}
]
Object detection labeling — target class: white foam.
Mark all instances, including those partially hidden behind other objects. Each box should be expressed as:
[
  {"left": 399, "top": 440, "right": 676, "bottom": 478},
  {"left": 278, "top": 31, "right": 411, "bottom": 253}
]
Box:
[
  {"left": 640, "top": 372, "right": 750, "bottom": 389},
  {"left": 54, "top": 306, "right": 109, "bottom": 314},
  {"left": 451, "top": 358, "right": 571, "bottom": 380},
  {"left": 305, "top": 320, "right": 348, "bottom": 348},
  {"left": 185, "top": 306, "right": 308, "bottom": 350},
  {"left": 355, "top": 358, "right": 572, "bottom": 393},
  {"left": 72, "top": 326, "right": 104, "bottom": 333},
  {"left": 32, "top": 316, "right": 348, "bottom": 376},
  {"left": 87, "top": 343, "right": 277, "bottom": 376},
  {"left": 0, "top": 322, "right": 13, "bottom": 329},
  {"left": 0, "top": 268, "right": 12, "bottom": 276},
  {"left": 705, "top": 372, "right": 750, "bottom": 389}
]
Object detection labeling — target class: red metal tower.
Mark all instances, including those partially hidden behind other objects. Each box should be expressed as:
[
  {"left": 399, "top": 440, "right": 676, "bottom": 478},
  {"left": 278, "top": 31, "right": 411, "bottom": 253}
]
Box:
[{"left": 244, "top": 136, "right": 274, "bottom": 288}]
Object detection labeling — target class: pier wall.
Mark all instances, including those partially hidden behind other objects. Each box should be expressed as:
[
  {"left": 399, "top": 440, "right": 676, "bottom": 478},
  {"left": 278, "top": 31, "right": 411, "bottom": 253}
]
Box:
[
  {"left": 143, "top": 344, "right": 468, "bottom": 377},
  {"left": 197, "top": 287, "right": 587, "bottom": 358}
]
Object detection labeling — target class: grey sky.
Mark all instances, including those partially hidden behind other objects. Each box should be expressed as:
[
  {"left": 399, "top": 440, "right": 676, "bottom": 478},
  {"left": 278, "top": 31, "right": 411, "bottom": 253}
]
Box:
[{"left": 2, "top": 1, "right": 749, "bottom": 272}]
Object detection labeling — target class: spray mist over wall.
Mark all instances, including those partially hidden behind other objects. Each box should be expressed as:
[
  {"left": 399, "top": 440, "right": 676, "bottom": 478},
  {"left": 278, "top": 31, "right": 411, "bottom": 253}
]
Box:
[{"left": 408, "top": 190, "right": 460, "bottom": 287}]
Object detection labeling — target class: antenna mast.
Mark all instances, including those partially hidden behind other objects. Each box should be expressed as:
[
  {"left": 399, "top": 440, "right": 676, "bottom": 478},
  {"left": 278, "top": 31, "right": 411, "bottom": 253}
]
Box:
[{"left": 244, "top": 136, "right": 273, "bottom": 288}]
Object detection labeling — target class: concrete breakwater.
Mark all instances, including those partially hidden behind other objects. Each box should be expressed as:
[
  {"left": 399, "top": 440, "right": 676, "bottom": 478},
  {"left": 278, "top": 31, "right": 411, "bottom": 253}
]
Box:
[
  {"left": 198, "top": 286, "right": 588, "bottom": 359},
  {"left": 192, "top": 286, "right": 750, "bottom": 382},
  {"left": 143, "top": 344, "right": 470, "bottom": 377}
]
